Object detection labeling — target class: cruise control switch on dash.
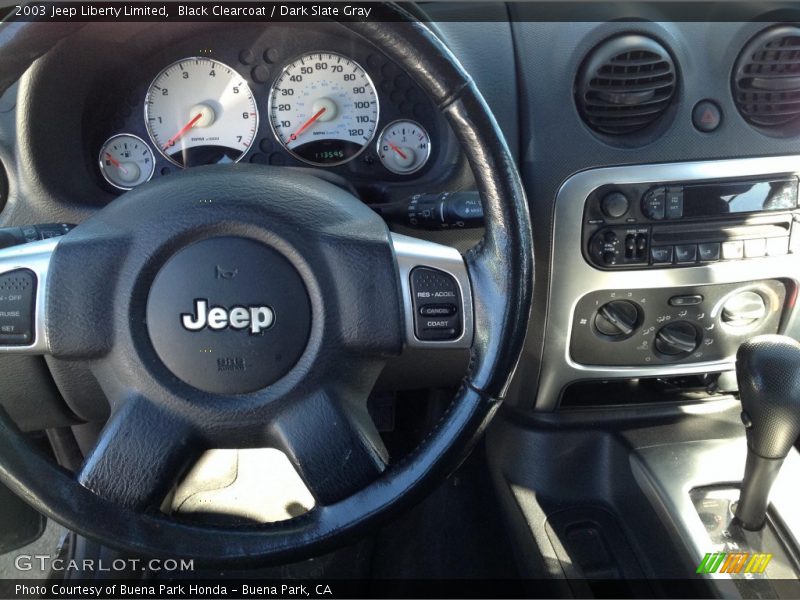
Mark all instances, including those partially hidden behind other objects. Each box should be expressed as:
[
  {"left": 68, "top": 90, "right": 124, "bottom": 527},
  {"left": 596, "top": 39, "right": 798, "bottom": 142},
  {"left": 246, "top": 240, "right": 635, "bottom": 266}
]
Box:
[{"left": 410, "top": 267, "right": 462, "bottom": 341}]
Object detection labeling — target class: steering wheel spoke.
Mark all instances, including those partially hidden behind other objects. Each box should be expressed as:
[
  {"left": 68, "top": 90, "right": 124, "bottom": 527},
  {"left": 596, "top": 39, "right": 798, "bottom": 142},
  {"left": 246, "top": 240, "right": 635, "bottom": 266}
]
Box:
[
  {"left": 77, "top": 397, "right": 200, "bottom": 511},
  {"left": 268, "top": 387, "right": 388, "bottom": 507}
]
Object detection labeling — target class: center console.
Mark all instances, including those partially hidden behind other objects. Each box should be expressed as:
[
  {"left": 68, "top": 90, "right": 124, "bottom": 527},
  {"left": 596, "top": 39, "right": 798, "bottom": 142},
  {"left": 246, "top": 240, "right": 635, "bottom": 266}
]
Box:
[
  {"left": 539, "top": 155, "right": 800, "bottom": 410},
  {"left": 528, "top": 164, "right": 800, "bottom": 594}
]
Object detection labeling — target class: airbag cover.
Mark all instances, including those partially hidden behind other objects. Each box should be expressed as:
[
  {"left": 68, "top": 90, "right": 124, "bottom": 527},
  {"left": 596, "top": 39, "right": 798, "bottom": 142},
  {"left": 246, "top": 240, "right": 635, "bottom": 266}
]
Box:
[{"left": 146, "top": 236, "right": 311, "bottom": 394}]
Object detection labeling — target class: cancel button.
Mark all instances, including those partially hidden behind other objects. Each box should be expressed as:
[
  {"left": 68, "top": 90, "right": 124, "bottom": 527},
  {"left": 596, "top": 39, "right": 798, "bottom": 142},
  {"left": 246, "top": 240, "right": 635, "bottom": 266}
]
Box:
[{"left": 420, "top": 304, "right": 458, "bottom": 317}]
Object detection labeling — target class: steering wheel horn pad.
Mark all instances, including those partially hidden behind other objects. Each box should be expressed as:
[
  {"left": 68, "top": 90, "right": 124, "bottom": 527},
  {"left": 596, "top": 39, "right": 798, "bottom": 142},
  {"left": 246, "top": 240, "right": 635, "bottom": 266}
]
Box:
[
  {"left": 0, "top": 11, "right": 533, "bottom": 565},
  {"left": 146, "top": 235, "right": 311, "bottom": 395},
  {"left": 46, "top": 165, "right": 403, "bottom": 511}
]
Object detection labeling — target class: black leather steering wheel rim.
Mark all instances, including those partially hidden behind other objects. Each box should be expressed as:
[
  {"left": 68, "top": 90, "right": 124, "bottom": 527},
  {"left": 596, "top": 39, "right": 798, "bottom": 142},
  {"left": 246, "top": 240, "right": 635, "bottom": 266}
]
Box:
[{"left": 0, "top": 6, "right": 533, "bottom": 565}]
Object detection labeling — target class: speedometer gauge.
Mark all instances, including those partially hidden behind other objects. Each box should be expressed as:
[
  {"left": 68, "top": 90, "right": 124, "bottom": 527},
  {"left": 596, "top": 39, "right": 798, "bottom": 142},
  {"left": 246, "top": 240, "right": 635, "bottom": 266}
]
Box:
[
  {"left": 145, "top": 58, "right": 258, "bottom": 168},
  {"left": 269, "top": 52, "right": 379, "bottom": 166}
]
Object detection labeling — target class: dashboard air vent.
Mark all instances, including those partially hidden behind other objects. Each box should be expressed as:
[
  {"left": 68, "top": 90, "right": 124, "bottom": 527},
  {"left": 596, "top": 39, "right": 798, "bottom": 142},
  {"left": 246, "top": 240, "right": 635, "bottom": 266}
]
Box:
[
  {"left": 576, "top": 35, "right": 677, "bottom": 135},
  {"left": 733, "top": 26, "right": 800, "bottom": 132}
]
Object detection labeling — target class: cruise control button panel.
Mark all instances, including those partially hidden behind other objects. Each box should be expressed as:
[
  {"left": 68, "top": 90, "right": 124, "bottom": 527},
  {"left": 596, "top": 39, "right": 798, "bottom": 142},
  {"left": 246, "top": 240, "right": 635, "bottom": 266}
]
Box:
[
  {"left": 0, "top": 269, "right": 36, "bottom": 345},
  {"left": 410, "top": 267, "right": 462, "bottom": 341}
]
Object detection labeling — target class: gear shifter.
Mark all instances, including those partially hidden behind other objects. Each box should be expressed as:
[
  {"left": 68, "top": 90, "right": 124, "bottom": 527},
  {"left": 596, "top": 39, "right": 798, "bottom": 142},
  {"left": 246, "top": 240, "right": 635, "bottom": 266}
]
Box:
[{"left": 735, "top": 334, "right": 800, "bottom": 530}]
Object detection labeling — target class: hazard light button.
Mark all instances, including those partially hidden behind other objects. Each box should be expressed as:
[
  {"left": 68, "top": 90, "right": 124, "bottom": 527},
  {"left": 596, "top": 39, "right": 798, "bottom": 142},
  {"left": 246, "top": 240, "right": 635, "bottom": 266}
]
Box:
[{"left": 692, "top": 100, "right": 722, "bottom": 133}]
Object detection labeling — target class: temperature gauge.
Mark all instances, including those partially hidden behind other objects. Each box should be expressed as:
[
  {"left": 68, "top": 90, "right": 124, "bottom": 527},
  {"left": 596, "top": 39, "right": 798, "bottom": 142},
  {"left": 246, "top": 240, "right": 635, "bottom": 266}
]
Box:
[
  {"left": 99, "top": 134, "right": 155, "bottom": 190},
  {"left": 377, "top": 120, "right": 431, "bottom": 175}
]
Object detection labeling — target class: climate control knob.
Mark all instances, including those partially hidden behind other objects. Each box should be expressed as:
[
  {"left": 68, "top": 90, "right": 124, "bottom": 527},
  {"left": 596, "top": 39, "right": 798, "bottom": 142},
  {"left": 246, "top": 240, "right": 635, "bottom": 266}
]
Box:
[
  {"left": 594, "top": 300, "right": 641, "bottom": 340},
  {"left": 721, "top": 291, "right": 767, "bottom": 328},
  {"left": 655, "top": 321, "right": 700, "bottom": 356}
]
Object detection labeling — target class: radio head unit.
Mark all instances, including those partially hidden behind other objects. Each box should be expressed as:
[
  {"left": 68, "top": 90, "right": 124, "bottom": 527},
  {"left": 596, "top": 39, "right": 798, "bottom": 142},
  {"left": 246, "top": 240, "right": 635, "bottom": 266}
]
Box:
[{"left": 583, "top": 176, "right": 799, "bottom": 269}]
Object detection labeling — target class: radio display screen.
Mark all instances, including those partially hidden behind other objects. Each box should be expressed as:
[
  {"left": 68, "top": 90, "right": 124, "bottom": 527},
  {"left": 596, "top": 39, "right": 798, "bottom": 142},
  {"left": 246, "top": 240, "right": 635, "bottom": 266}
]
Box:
[{"left": 683, "top": 178, "right": 798, "bottom": 217}]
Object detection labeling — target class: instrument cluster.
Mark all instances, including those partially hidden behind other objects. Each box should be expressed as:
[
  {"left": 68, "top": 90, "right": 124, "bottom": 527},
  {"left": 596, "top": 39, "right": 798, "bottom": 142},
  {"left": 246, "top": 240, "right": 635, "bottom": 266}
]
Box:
[{"left": 92, "top": 28, "right": 441, "bottom": 193}]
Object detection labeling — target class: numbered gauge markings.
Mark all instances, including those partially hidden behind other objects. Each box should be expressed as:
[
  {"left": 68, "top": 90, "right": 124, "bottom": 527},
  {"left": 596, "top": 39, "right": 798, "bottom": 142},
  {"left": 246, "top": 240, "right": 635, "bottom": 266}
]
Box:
[
  {"left": 268, "top": 52, "right": 379, "bottom": 166},
  {"left": 144, "top": 57, "right": 258, "bottom": 168}
]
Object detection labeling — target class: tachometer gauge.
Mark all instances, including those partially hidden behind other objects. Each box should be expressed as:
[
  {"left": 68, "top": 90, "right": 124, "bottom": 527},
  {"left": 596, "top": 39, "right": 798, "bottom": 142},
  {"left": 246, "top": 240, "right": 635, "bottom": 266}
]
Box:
[
  {"left": 144, "top": 57, "right": 258, "bottom": 167},
  {"left": 377, "top": 120, "right": 431, "bottom": 175},
  {"left": 269, "top": 52, "right": 379, "bottom": 166},
  {"left": 98, "top": 134, "right": 155, "bottom": 190}
]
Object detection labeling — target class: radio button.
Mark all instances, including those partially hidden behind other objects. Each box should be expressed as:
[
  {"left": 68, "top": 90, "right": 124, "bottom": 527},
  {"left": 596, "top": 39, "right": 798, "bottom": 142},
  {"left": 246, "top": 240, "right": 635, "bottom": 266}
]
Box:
[
  {"left": 698, "top": 242, "right": 721, "bottom": 262},
  {"left": 675, "top": 244, "right": 698, "bottom": 264},
  {"left": 601, "top": 192, "right": 630, "bottom": 219},
  {"left": 766, "top": 237, "right": 790, "bottom": 256},
  {"left": 744, "top": 238, "right": 767, "bottom": 258},
  {"left": 602, "top": 251, "right": 618, "bottom": 265},
  {"left": 722, "top": 240, "right": 744, "bottom": 260},
  {"left": 642, "top": 188, "right": 666, "bottom": 220},
  {"left": 665, "top": 187, "right": 684, "bottom": 219},
  {"left": 651, "top": 245, "right": 673, "bottom": 264}
]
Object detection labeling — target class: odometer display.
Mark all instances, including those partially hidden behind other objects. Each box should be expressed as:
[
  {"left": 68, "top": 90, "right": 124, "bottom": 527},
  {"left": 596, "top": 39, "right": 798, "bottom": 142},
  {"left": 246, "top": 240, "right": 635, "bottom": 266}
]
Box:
[{"left": 269, "top": 52, "right": 379, "bottom": 166}]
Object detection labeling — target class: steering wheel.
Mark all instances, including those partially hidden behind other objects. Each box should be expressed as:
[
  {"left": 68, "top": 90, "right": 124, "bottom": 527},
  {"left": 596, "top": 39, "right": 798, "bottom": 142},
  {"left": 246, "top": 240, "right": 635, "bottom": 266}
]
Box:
[{"left": 0, "top": 8, "right": 532, "bottom": 564}]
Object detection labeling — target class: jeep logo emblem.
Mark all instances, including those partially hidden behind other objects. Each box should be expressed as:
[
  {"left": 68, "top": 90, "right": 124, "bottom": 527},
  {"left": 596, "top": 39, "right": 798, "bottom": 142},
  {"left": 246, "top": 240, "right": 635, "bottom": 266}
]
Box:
[{"left": 181, "top": 299, "right": 275, "bottom": 334}]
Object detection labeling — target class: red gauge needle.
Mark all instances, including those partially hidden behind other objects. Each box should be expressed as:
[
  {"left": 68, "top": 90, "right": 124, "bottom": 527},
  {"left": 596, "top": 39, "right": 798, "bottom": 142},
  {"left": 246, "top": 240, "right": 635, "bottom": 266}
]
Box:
[
  {"left": 163, "top": 113, "right": 203, "bottom": 151},
  {"left": 104, "top": 153, "right": 129, "bottom": 175},
  {"left": 289, "top": 107, "right": 327, "bottom": 142},
  {"left": 386, "top": 141, "right": 408, "bottom": 160}
]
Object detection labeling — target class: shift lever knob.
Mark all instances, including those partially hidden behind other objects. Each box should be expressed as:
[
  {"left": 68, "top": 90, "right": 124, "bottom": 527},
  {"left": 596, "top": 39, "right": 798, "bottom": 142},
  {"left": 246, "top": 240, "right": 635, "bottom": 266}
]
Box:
[{"left": 735, "top": 335, "right": 800, "bottom": 529}]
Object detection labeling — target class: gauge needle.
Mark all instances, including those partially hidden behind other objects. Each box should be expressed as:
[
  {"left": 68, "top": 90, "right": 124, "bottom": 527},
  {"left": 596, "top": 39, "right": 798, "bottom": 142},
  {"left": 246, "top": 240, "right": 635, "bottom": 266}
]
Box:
[
  {"left": 386, "top": 141, "right": 408, "bottom": 160},
  {"left": 289, "top": 107, "right": 327, "bottom": 142},
  {"left": 163, "top": 113, "right": 203, "bottom": 151},
  {"left": 104, "top": 153, "right": 129, "bottom": 175}
]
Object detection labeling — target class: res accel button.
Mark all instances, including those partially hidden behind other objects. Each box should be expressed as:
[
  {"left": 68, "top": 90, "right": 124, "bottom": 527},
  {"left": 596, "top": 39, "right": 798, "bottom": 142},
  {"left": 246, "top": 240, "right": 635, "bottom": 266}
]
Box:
[
  {"left": 0, "top": 269, "right": 36, "bottom": 346},
  {"left": 410, "top": 267, "right": 462, "bottom": 341}
]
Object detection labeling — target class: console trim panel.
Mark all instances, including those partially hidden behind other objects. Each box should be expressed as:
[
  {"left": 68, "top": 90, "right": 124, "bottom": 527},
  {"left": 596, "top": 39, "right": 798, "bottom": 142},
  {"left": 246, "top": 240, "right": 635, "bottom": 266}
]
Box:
[
  {"left": 541, "top": 156, "right": 800, "bottom": 410},
  {"left": 632, "top": 438, "right": 800, "bottom": 589}
]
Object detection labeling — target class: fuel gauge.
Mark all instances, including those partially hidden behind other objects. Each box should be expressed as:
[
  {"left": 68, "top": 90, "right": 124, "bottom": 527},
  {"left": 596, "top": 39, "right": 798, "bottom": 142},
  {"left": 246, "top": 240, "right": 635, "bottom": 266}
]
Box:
[
  {"left": 377, "top": 120, "right": 431, "bottom": 175},
  {"left": 99, "top": 134, "right": 155, "bottom": 190}
]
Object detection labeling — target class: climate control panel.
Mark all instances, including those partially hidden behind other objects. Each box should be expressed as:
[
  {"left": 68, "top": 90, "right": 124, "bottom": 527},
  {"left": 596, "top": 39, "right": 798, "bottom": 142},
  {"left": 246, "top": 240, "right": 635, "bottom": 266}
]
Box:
[{"left": 570, "top": 280, "right": 787, "bottom": 366}]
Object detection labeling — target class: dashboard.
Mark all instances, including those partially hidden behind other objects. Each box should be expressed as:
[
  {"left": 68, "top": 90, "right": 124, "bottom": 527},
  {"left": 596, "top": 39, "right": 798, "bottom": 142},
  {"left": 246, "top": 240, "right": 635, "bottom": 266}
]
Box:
[
  {"left": 3, "top": 7, "right": 800, "bottom": 585},
  {"left": 12, "top": 22, "right": 468, "bottom": 212},
  {"left": 3, "top": 6, "right": 800, "bottom": 420}
]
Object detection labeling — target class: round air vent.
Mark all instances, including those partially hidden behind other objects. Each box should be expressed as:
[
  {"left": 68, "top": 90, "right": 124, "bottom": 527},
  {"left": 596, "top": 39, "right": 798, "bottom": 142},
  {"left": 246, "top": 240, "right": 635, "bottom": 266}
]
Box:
[
  {"left": 733, "top": 26, "right": 800, "bottom": 133},
  {"left": 576, "top": 35, "right": 677, "bottom": 136}
]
